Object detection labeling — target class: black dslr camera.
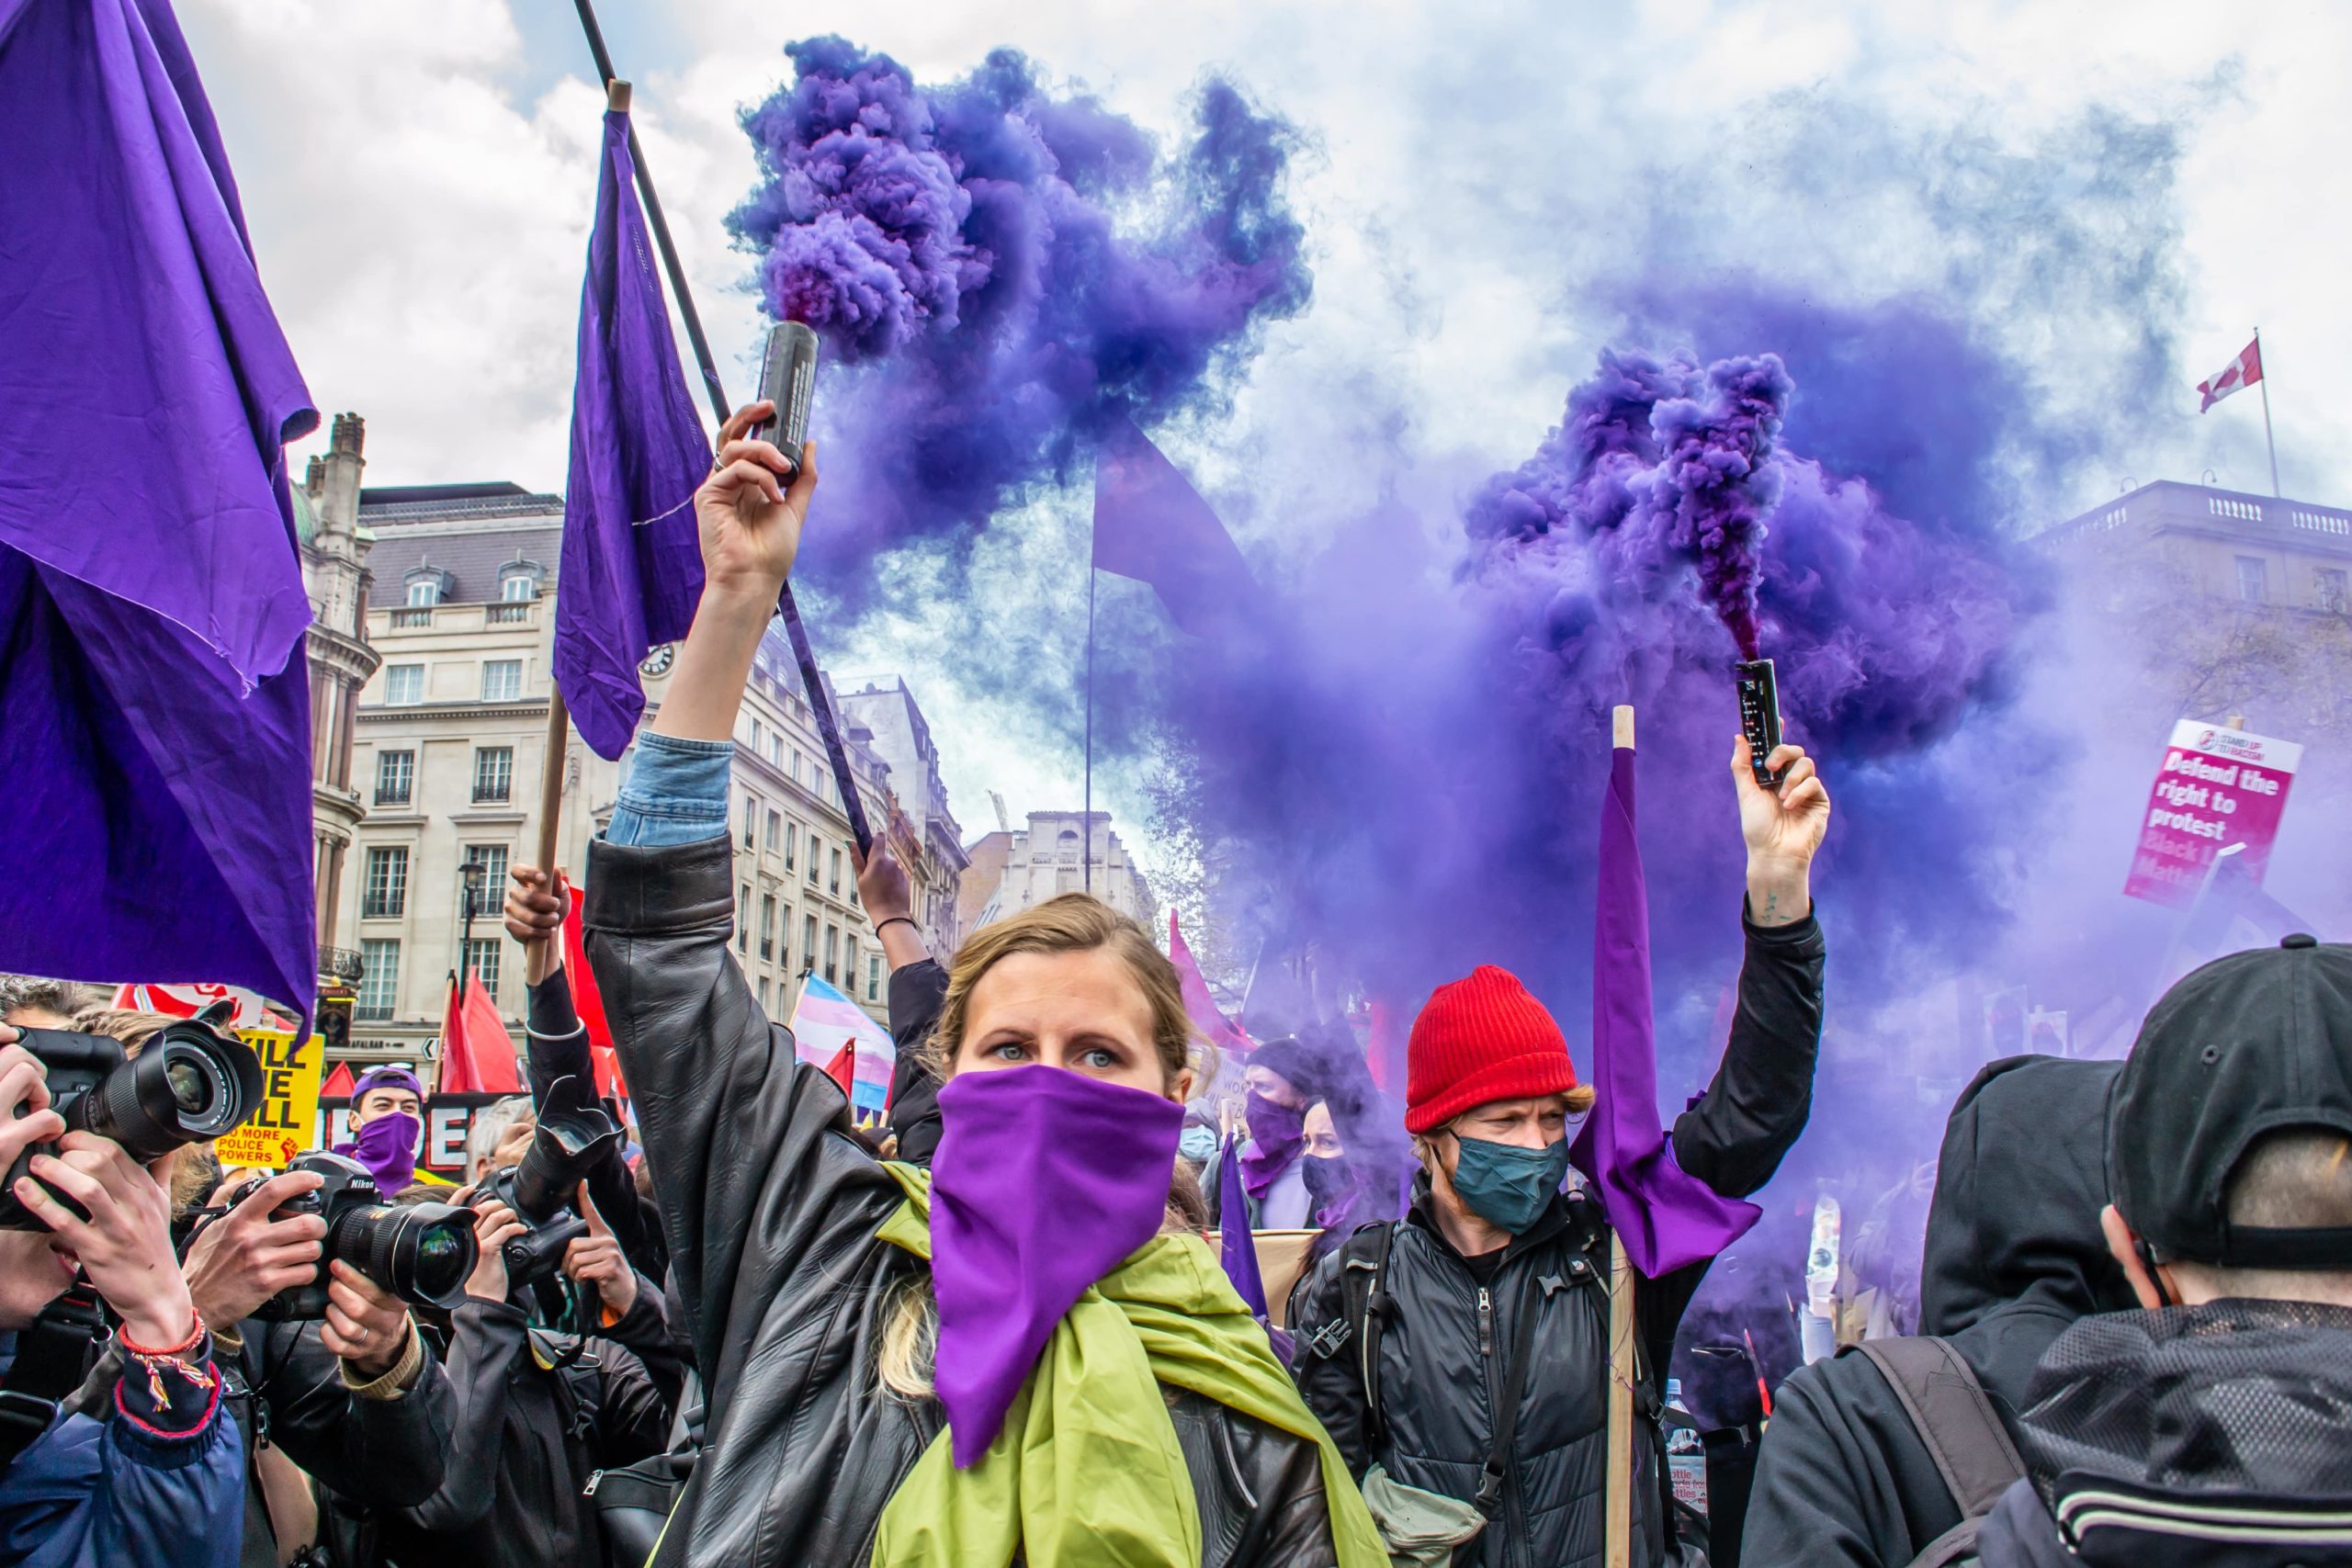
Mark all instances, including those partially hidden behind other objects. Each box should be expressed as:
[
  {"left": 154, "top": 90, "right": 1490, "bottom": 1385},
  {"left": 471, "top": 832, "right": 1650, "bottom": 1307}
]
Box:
[
  {"left": 1, "top": 1020, "right": 266, "bottom": 1231},
  {"left": 472, "top": 1076, "right": 620, "bottom": 1289},
  {"left": 199, "top": 1151, "right": 479, "bottom": 1319}
]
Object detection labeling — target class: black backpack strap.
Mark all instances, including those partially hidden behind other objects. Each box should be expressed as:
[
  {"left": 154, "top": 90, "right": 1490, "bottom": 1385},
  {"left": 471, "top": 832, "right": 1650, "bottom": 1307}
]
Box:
[
  {"left": 1344, "top": 1221, "right": 1395, "bottom": 1454},
  {"left": 0, "top": 1280, "right": 107, "bottom": 1468},
  {"left": 1475, "top": 1270, "right": 1543, "bottom": 1518},
  {"left": 1853, "top": 1337, "right": 2026, "bottom": 1521}
]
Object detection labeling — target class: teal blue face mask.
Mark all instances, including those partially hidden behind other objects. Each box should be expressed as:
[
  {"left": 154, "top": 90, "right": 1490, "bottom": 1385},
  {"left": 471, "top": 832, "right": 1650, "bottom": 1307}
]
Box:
[
  {"left": 1179, "top": 1125, "right": 1220, "bottom": 1164},
  {"left": 1449, "top": 1134, "right": 1571, "bottom": 1235}
]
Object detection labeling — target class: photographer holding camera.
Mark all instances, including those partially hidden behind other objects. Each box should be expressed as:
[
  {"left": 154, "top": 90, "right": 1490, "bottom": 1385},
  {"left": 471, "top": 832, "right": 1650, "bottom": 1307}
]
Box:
[
  {"left": 372, "top": 1128, "right": 672, "bottom": 1568},
  {"left": 0, "top": 1028, "right": 242, "bottom": 1568}
]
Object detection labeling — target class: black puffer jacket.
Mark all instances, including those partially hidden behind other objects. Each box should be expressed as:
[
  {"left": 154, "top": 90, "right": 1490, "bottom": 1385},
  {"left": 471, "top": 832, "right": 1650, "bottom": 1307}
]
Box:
[
  {"left": 584, "top": 832, "right": 1351, "bottom": 1567},
  {"left": 1739, "top": 1055, "right": 2134, "bottom": 1568},
  {"left": 1289, "top": 908, "right": 1826, "bottom": 1568}
]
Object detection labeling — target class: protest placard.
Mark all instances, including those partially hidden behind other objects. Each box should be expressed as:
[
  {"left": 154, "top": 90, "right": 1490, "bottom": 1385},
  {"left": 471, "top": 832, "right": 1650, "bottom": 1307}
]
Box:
[
  {"left": 2122, "top": 718, "right": 2302, "bottom": 909},
  {"left": 214, "top": 1028, "right": 326, "bottom": 1170}
]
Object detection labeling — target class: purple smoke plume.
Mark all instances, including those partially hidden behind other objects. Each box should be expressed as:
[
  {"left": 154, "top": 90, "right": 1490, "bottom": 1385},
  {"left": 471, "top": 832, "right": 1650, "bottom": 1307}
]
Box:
[{"left": 729, "top": 38, "right": 1308, "bottom": 607}]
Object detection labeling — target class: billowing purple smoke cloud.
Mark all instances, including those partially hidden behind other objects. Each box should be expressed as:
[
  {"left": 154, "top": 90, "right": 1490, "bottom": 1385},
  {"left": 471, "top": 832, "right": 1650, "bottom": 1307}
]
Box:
[{"left": 728, "top": 37, "right": 1309, "bottom": 608}]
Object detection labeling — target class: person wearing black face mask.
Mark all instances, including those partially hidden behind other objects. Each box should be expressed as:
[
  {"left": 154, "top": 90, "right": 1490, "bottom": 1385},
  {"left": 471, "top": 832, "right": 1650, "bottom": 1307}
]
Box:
[
  {"left": 1288, "top": 736, "right": 1830, "bottom": 1568},
  {"left": 1298, "top": 1100, "right": 1376, "bottom": 1268}
]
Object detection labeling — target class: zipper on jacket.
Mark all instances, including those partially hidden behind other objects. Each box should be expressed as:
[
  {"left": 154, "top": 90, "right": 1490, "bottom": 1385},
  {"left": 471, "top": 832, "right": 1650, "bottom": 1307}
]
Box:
[{"left": 1477, "top": 1286, "right": 1493, "bottom": 1356}]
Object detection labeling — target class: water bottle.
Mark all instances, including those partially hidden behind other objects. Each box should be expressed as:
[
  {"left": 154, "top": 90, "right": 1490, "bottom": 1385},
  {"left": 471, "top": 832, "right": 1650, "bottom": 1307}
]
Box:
[{"left": 1664, "top": 1377, "right": 1707, "bottom": 1515}]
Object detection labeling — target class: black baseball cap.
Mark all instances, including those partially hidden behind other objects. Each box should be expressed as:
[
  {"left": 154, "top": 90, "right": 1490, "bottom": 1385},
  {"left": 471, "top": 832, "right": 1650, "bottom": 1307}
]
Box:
[{"left": 2110, "top": 933, "right": 2352, "bottom": 1269}]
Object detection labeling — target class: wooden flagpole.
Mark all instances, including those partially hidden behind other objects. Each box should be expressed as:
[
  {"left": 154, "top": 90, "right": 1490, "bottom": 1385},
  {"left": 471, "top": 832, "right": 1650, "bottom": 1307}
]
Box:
[{"left": 1604, "top": 703, "right": 1637, "bottom": 1568}]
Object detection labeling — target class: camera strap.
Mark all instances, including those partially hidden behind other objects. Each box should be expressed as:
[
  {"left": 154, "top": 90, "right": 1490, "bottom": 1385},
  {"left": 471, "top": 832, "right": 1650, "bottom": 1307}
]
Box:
[{"left": 0, "top": 1280, "right": 107, "bottom": 1467}]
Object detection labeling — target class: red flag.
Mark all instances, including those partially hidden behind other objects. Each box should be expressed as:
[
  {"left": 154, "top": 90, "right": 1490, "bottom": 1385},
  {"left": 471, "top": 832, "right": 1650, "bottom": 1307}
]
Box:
[
  {"left": 2198, "top": 336, "right": 2263, "bottom": 412},
  {"left": 436, "top": 970, "right": 521, "bottom": 1094},
  {"left": 1365, "top": 998, "right": 1407, "bottom": 1096},
  {"left": 320, "top": 1060, "right": 356, "bottom": 1100},
  {"left": 1170, "top": 912, "right": 1254, "bottom": 1057},
  {"left": 561, "top": 888, "right": 625, "bottom": 1099},
  {"left": 820, "top": 1042, "right": 854, "bottom": 1100}
]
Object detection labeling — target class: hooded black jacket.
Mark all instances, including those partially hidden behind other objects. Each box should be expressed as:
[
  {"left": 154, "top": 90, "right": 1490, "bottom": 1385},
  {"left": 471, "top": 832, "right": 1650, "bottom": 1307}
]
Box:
[
  {"left": 1287, "top": 907, "right": 1826, "bottom": 1568},
  {"left": 1975, "top": 1298, "right": 2352, "bottom": 1568},
  {"left": 1739, "top": 1055, "right": 2134, "bottom": 1568},
  {"left": 583, "top": 831, "right": 1358, "bottom": 1567}
]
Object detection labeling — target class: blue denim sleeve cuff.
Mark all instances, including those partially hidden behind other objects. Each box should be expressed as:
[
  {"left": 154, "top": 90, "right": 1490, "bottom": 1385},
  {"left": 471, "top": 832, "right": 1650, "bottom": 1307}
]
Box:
[{"left": 607, "top": 732, "right": 734, "bottom": 848}]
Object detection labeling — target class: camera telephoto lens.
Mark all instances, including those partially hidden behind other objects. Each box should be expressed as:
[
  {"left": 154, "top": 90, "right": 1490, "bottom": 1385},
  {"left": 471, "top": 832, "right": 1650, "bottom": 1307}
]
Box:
[
  {"left": 164, "top": 1053, "right": 213, "bottom": 1116},
  {"left": 332, "top": 1201, "right": 480, "bottom": 1310},
  {"left": 70, "top": 1022, "right": 263, "bottom": 1166}
]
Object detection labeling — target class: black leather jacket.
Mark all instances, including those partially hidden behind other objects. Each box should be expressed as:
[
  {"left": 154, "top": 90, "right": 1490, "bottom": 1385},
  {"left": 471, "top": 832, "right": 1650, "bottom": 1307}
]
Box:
[
  {"left": 583, "top": 832, "right": 1347, "bottom": 1567},
  {"left": 1289, "top": 908, "right": 1826, "bottom": 1568}
]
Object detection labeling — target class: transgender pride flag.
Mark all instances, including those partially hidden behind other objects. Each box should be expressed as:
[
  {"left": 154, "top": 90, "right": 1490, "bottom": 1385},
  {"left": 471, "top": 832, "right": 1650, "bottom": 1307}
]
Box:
[{"left": 790, "top": 974, "right": 897, "bottom": 1116}]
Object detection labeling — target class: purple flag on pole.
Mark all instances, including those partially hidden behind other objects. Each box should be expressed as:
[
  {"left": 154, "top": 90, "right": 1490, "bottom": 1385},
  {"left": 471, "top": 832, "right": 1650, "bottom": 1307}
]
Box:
[
  {"left": 1569, "top": 743, "right": 1760, "bottom": 1277},
  {"left": 1091, "top": 417, "right": 1261, "bottom": 637},
  {"left": 553, "top": 107, "right": 713, "bottom": 761},
  {"left": 1216, "top": 1134, "right": 1271, "bottom": 1318},
  {"left": 0, "top": 0, "right": 319, "bottom": 1015}
]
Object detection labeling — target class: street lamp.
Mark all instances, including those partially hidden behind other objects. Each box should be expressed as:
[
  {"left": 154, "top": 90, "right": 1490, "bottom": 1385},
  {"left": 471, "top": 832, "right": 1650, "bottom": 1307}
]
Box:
[{"left": 458, "top": 860, "right": 486, "bottom": 976}]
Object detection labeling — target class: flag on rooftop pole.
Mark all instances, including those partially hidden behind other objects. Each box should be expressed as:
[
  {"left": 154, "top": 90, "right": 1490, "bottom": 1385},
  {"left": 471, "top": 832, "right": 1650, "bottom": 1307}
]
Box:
[
  {"left": 0, "top": 0, "right": 320, "bottom": 1017},
  {"left": 790, "top": 974, "right": 898, "bottom": 1116},
  {"left": 551, "top": 96, "right": 713, "bottom": 761},
  {"left": 1171, "top": 912, "right": 1255, "bottom": 1058},
  {"left": 1568, "top": 711, "right": 1760, "bottom": 1278},
  {"left": 1091, "top": 416, "right": 1262, "bottom": 638},
  {"left": 2196, "top": 334, "right": 2263, "bottom": 412}
]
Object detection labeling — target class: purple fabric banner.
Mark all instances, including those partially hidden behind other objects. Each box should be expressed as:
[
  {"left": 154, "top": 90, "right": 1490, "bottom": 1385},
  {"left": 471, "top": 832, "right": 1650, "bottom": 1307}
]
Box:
[
  {"left": 1570, "top": 745, "right": 1759, "bottom": 1278},
  {"left": 552, "top": 108, "right": 713, "bottom": 761},
  {"left": 929, "top": 1065, "right": 1182, "bottom": 1468},
  {"left": 0, "top": 0, "right": 319, "bottom": 1015},
  {"left": 1091, "top": 416, "right": 1261, "bottom": 637},
  {"left": 1216, "top": 1134, "right": 1270, "bottom": 1319}
]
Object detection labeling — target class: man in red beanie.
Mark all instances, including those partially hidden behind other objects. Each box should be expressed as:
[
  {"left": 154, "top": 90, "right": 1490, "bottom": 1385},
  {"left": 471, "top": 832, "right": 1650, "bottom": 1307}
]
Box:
[{"left": 1290, "top": 737, "right": 1830, "bottom": 1568}]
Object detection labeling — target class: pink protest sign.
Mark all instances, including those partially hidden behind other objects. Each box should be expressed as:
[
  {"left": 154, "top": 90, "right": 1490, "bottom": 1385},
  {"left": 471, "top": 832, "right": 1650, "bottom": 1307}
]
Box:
[{"left": 2122, "top": 719, "right": 2302, "bottom": 908}]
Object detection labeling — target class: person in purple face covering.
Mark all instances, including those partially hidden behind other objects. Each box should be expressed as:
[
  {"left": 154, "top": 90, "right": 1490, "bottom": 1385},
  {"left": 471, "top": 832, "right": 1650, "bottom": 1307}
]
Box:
[
  {"left": 332, "top": 1066, "right": 424, "bottom": 1197},
  {"left": 567, "top": 404, "right": 1383, "bottom": 1568}
]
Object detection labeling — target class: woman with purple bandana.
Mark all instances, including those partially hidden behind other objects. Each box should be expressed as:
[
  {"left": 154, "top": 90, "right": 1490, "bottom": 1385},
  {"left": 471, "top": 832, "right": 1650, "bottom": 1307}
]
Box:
[
  {"left": 559, "top": 404, "right": 1386, "bottom": 1567},
  {"left": 332, "top": 1066, "right": 423, "bottom": 1196}
]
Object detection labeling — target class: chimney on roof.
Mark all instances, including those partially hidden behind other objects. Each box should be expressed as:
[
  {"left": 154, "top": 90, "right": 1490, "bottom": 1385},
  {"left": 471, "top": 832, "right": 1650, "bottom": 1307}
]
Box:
[{"left": 315, "top": 412, "right": 367, "bottom": 545}]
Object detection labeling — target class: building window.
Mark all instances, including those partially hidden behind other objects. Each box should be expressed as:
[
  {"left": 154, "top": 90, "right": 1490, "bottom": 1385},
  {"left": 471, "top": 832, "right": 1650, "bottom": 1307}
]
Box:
[
  {"left": 741, "top": 794, "right": 758, "bottom": 852},
  {"left": 765, "top": 808, "right": 782, "bottom": 852},
  {"left": 752, "top": 719, "right": 765, "bottom": 754},
  {"left": 1057, "top": 867, "right": 1080, "bottom": 894},
  {"left": 758, "top": 977, "right": 771, "bottom": 1010},
  {"left": 824, "top": 924, "right": 839, "bottom": 984},
  {"left": 362, "top": 846, "right": 408, "bottom": 919},
  {"left": 867, "top": 953, "right": 883, "bottom": 1002},
  {"left": 2235, "top": 556, "right": 2268, "bottom": 604},
  {"left": 384, "top": 664, "right": 424, "bottom": 705},
  {"left": 481, "top": 660, "right": 524, "bottom": 702},
  {"left": 375, "top": 750, "right": 414, "bottom": 806},
  {"left": 807, "top": 841, "right": 820, "bottom": 886},
  {"left": 785, "top": 823, "right": 797, "bottom": 871},
  {"left": 802, "top": 914, "right": 817, "bottom": 973},
  {"left": 472, "top": 747, "right": 513, "bottom": 803},
  {"left": 499, "top": 570, "right": 537, "bottom": 604},
  {"left": 463, "top": 937, "right": 502, "bottom": 1003},
  {"left": 405, "top": 579, "right": 439, "bottom": 608},
  {"left": 2320, "top": 568, "right": 2349, "bottom": 614},
  {"left": 461, "top": 845, "right": 509, "bottom": 911},
  {"left": 830, "top": 846, "right": 842, "bottom": 896},
  {"left": 356, "top": 940, "right": 400, "bottom": 1020},
  {"left": 738, "top": 885, "right": 751, "bottom": 953},
  {"left": 844, "top": 935, "right": 858, "bottom": 990},
  {"left": 761, "top": 894, "right": 777, "bottom": 961}
]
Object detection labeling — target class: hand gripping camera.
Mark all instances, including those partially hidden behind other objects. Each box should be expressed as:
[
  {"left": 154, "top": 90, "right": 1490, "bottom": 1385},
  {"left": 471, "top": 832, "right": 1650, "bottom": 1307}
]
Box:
[
  {"left": 1, "top": 1019, "right": 266, "bottom": 1230},
  {"left": 200, "top": 1150, "right": 480, "bottom": 1320},
  {"left": 474, "top": 1075, "right": 620, "bottom": 1289}
]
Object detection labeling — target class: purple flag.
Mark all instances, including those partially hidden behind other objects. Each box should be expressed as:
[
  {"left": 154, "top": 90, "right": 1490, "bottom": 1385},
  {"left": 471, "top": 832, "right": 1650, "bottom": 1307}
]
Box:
[
  {"left": 1091, "top": 417, "right": 1261, "bottom": 637},
  {"left": 1570, "top": 744, "right": 1759, "bottom": 1277},
  {"left": 1216, "top": 1134, "right": 1270, "bottom": 1318},
  {"left": 0, "top": 0, "right": 319, "bottom": 1014},
  {"left": 552, "top": 107, "right": 712, "bottom": 761}
]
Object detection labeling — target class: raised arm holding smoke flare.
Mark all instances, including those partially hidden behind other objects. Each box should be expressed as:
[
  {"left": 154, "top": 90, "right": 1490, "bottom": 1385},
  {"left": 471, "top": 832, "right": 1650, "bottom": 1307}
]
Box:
[
  {"left": 1286, "top": 736, "right": 1828, "bottom": 1568},
  {"left": 569, "top": 404, "right": 1386, "bottom": 1566}
]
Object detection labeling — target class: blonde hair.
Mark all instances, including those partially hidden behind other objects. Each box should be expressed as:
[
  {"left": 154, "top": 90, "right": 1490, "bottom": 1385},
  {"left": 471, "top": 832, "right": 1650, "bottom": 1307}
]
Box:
[
  {"left": 922, "top": 893, "right": 1202, "bottom": 1089},
  {"left": 876, "top": 895, "right": 1212, "bottom": 1402}
]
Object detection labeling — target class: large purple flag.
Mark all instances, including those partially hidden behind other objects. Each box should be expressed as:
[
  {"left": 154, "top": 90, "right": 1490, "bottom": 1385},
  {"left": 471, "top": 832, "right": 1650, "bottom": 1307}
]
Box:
[
  {"left": 1569, "top": 742, "right": 1759, "bottom": 1277},
  {"left": 1091, "top": 417, "right": 1261, "bottom": 637},
  {"left": 1216, "top": 1134, "right": 1271, "bottom": 1318},
  {"left": 552, "top": 107, "right": 712, "bottom": 761},
  {"left": 0, "top": 0, "right": 319, "bottom": 1015}
]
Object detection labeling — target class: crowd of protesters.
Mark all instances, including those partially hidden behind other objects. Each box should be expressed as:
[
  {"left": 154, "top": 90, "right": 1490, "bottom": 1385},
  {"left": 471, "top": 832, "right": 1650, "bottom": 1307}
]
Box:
[{"left": 3, "top": 405, "right": 2348, "bottom": 1568}]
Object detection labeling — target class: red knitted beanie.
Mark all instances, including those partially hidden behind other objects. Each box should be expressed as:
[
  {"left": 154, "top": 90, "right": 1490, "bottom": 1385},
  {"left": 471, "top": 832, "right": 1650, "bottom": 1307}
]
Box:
[{"left": 1405, "top": 965, "right": 1580, "bottom": 1134}]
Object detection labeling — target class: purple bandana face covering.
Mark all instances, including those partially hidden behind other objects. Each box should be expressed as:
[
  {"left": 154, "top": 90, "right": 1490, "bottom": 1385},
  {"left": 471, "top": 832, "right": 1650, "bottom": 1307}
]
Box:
[
  {"left": 335, "top": 1111, "right": 419, "bottom": 1196},
  {"left": 1238, "top": 1091, "right": 1306, "bottom": 1201},
  {"left": 929, "top": 1064, "right": 1182, "bottom": 1468}
]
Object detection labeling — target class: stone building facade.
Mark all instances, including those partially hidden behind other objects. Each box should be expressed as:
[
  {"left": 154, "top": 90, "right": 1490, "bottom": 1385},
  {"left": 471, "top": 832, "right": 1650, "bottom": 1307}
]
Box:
[{"left": 960, "top": 811, "right": 1155, "bottom": 932}]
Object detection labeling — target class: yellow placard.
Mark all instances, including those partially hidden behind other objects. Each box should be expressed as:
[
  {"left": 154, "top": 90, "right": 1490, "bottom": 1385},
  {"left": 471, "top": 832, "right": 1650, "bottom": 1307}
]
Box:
[{"left": 213, "top": 1029, "right": 327, "bottom": 1171}]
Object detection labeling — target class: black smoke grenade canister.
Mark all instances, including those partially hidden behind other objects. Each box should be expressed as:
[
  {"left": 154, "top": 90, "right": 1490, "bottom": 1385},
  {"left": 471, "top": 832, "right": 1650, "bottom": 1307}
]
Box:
[
  {"left": 1734, "top": 657, "right": 1785, "bottom": 789},
  {"left": 753, "top": 321, "right": 820, "bottom": 475}
]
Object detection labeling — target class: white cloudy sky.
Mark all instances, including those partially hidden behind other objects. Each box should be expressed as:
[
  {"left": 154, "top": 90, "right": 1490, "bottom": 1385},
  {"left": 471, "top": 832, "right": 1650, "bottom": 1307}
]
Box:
[{"left": 188, "top": 0, "right": 2352, "bottom": 861}]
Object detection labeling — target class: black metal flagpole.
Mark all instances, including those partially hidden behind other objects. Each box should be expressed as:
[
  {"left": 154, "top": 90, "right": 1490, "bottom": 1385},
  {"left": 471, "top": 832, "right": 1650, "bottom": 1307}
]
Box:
[{"left": 570, "top": 0, "right": 872, "bottom": 858}]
